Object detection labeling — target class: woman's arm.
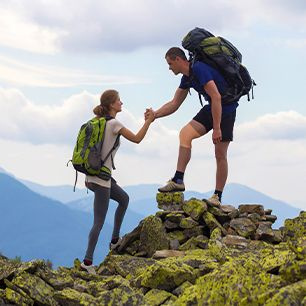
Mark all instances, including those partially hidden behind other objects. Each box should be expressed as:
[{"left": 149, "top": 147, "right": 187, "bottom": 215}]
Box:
[{"left": 119, "top": 109, "right": 155, "bottom": 144}]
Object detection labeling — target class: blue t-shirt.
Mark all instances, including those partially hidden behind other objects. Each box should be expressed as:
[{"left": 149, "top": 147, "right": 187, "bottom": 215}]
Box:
[{"left": 179, "top": 61, "right": 238, "bottom": 115}]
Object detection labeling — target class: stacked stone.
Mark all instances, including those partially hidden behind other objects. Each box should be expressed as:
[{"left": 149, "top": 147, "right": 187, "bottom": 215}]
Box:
[
  {"left": 155, "top": 192, "right": 281, "bottom": 251},
  {"left": 0, "top": 202, "right": 305, "bottom": 305},
  {"left": 108, "top": 192, "right": 283, "bottom": 257}
]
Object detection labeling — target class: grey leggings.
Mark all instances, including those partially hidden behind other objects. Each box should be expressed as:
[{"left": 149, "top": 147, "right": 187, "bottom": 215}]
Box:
[{"left": 84, "top": 179, "right": 129, "bottom": 261}]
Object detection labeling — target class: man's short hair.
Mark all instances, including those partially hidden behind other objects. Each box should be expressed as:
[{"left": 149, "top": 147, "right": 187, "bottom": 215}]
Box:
[{"left": 165, "top": 47, "right": 187, "bottom": 60}]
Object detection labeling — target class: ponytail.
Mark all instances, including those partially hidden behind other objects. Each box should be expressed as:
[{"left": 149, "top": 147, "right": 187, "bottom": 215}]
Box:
[{"left": 93, "top": 89, "right": 119, "bottom": 118}]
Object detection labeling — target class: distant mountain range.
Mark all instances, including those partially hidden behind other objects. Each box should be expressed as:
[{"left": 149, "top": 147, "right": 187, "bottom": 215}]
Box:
[
  {"left": 0, "top": 168, "right": 302, "bottom": 268},
  {"left": 26, "top": 181, "right": 301, "bottom": 229},
  {"left": 0, "top": 173, "right": 144, "bottom": 268}
]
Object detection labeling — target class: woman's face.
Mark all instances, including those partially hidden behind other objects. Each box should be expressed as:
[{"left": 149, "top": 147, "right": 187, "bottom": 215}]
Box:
[{"left": 111, "top": 96, "right": 123, "bottom": 113}]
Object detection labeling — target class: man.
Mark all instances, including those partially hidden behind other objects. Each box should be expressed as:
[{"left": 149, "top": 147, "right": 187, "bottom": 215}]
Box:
[{"left": 148, "top": 47, "right": 238, "bottom": 206}]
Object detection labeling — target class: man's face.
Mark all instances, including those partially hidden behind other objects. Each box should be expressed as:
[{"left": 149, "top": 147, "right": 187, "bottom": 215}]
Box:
[{"left": 166, "top": 56, "right": 181, "bottom": 75}]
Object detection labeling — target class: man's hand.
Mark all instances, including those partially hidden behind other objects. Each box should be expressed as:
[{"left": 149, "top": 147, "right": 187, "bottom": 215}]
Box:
[
  {"left": 212, "top": 128, "right": 222, "bottom": 144},
  {"left": 144, "top": 108, "right": 156, "bottom": 122}
]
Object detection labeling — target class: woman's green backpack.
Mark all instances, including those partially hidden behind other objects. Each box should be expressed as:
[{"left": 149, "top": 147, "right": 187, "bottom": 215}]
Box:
[{"left": 68, "top": 116, "right": 119, "bottom": 190}]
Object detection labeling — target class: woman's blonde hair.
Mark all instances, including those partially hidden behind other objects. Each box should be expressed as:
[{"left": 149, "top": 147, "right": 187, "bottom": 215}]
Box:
[{"left": 93, "top": 89, "right": 119, "bottom": 117}]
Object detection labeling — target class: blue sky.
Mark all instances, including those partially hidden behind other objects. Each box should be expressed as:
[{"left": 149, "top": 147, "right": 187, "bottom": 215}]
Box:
[{"left": 0, "top": 0, "right": 305, "bottom": 209}]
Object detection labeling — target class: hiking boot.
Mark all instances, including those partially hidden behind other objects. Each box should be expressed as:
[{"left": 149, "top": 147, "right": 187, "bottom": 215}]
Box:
[
  {"left": 109, "top": 237, "right": 122, "bottom": 251},
  {"left": 80, "top": 262, "right": 96, "bottom": 275},
  {"left": 206, "top": 194, "right": 221, "bottom": 207},
  {"left": 158, "top": 180, "right": 185, "bottom": 193}
]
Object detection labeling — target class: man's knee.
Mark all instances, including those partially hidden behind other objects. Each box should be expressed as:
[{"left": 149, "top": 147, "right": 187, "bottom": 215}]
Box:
[
  {"left": 179, "top": 124, "right": 198, "bottom": 147},
  {"left": 215, "top": 142, "right": 230, "bottom": 161}
]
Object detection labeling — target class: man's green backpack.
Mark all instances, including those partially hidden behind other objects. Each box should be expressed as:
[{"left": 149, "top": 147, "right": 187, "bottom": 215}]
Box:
[
  {"left": 69, "top": 116, "right": 119, "bottom": 190},
  {"left": 182, "top": 27, "right": 256, "bottom": 105}
]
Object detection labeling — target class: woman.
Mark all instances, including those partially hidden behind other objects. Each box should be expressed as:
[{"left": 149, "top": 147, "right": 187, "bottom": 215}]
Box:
[{"left": 81, "top": 89, "right": 155, "bottom": 274}]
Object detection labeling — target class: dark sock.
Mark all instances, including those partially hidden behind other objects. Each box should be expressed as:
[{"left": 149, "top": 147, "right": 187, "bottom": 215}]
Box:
[
  {"left": 214, "top": 189, "right": 223, "bottom": 201},
  {"left": 83, "top": 259, "right": 92, "bottom": 266},
  {"left": 173, "top": 171, "right": 184, "bottom": 183},
  {"left": 111, "top": 237, "right": 119, "bottom": 244}
]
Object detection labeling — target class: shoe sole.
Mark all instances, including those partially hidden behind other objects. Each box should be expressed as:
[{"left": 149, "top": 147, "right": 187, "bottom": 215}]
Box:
[{"left": 158, "top": 188, "right": 185, "bottom": 193}]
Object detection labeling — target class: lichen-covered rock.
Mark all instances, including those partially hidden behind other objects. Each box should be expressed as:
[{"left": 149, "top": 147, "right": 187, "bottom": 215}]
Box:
[
  {"left": 255, "top": 222, "right": 274, "bottom": 241},
  {"left": 264, "top": 279, "right": 306, "bottom": 305},
  {"left": 172, "top": 280, "right": 193, "bottom": 297},
  {"left": 96, "top": 284, "right": 145, "bottom": 305},
  {"left": 156, "top": 192, "right": 184, "bottom": 211},
  {"left": 98, "top": 254, "right": 156, "bottom": 279},
  {"left": 36, "top": 268, "right": 74, "bottom": 291},
  {"left": 179, "top": 236, "right": 208, "bottom": 251},
  {"left": 222, "top": 235, "right": 249, "bottom": 249},
  {"left": 208, "top": 206, "right": 230, "bottom": 223},
  {"left": 288, "top": 236, "right": 306, "bottom": 260},
  {"left": 229, "top": 217, "right": 257, "bottom": 238},
  {"left": 166, "top": 230, "right": 187, "bottom": 244},
  {"left": 144, "top": 289, "right": 174, "bottom": 305},
  {"left": 53, "top": 288, "right": 98, "bottom": 305},
  {"left": 164, "top": 212, "right": 185, "bottom": 223},
  {"left": 2, "top": 287, "right": 34, "bottom": 306},
  {"left": 182, "top": 198, "right": 207, "bottom": 221},
  {"left": 11, "top": 272, "right": 58, "bottom": 305},
  {"left": 279, "top": 259, "right": 306, "bottom": 283},
  {"left": 265, "top": 215, "right": 277, "bottom": 223},
  {"left": 179, "top": 216, "right": 199, "bottom": 229},
  {"left": 202, "top": 211, "right": 227, "bottom": 235},
  {"left": 239, "top": 204, "right": 265, "bottom": 215},
  {"left": 139, "top": 215, "right": 169, "bottom": 257},
  {"left": 283, "top": 210, "right": 306, "bottom": 241},
  {"left": 136, "top": 260, "right": 197, "bottom": 291},
  {"left": 174, "top": 257, "right": 287, "bottom": 305}
]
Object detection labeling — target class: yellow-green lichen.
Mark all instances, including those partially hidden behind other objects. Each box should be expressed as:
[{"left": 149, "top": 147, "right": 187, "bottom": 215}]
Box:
[
  {"left": 144, "top": 289, "right": 174, "bottom": 306},
  {"left": 182, "top": 198, "right": 207, "bottom": 221},
  {"left": 53, "top": 288, "right": 98, "bottom": 305},
  {"left": 264, "top": 279, "right": 306, "bottom": 305},
  {"left": 137, "top": 260, "right": 197, "bottom": 291},
  {"left": 4, "top": 288, "right": 34, "bottom": 306}
]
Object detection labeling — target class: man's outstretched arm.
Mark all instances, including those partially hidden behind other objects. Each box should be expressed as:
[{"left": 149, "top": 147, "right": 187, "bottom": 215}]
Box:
[{"left": 154, "top": 88, "right": 188, "bottom": 119}]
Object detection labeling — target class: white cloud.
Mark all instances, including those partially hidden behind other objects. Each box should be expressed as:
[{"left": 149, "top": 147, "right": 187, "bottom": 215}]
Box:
[
  {"left": 0, "top": 55, "right": 147, "bottom": 87},
  {"left": 4, "top": 0, "right": 306, "bottom": 53},
  {"left": 0, "top": 6, "right": 65, "bottom": 54},
  {"left": 237, "top": 111, "right": 306, "bottom": 141}
]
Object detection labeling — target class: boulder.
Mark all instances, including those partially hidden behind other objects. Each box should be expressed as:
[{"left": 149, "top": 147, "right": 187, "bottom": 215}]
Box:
[{"left": 229, "top": 217, "right": 257, "bottom": 238}]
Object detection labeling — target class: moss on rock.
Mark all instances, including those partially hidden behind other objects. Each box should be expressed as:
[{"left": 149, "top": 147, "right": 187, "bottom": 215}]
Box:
[
  {"left": 137, "top": 260, "right": 196, "bottom": 291},
  {"left": 265, "top": 279, "right": 306, "bottom": 305},
  {"left": 182, "top": 198, "right": 207, "bottom": 221},
  {"left": 54, "top": 288, "right": 98, "bottom": 305},
  {"left": 144, "top": 288, "right": 174, "bottom": 305},
  {"left": 140, "top": 215, "right": 169, "bottom": 257},
  {"left": 11, "top": 271, "right": 58, "bottom": 305}
]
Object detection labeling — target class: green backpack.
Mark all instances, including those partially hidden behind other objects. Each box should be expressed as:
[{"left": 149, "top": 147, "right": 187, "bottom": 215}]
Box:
[{"left": 68, "top": 116, "right": 120, "bottom": 190}]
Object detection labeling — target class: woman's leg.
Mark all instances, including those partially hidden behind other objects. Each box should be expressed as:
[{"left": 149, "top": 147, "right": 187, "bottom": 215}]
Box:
[
  {"left": 84, "top": 183, "right": 110, "bottom": 262},
  {"left": 110, "top": 179, "right": 129, "bottom": 239}
]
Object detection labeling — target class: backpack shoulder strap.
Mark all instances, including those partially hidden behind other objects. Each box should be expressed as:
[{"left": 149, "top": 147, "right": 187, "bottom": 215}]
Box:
[{"left": 189, "top": 62, "right": 204, "bottom": 107}]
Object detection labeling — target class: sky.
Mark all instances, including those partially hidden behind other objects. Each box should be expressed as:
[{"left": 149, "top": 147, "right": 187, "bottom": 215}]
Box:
[{"left": 0, "top": 0, "right": 306, "bottom": 210}]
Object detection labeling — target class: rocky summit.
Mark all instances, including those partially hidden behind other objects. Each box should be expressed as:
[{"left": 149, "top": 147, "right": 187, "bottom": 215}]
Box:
[{"left": 0, "top": 193, "right": 305, "bottom": 305}]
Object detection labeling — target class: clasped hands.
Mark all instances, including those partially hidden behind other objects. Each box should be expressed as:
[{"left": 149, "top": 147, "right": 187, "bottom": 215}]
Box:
[{"left": 144, "top": 108, "right": 156, "bottom": 122}]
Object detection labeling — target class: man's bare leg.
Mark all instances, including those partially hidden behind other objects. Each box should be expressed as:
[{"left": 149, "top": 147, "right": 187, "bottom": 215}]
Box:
[
  {"left": 158, "top": 120, "right": 206, "bottom": 192},
  {"left": 215, "top": 141, "right": 230, "bottom": 191}
]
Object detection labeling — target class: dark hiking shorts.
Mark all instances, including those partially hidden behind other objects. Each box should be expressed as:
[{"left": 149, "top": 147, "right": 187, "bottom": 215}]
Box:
[{"left": 193, "top": 109, "right": 236, "bottom": 142}]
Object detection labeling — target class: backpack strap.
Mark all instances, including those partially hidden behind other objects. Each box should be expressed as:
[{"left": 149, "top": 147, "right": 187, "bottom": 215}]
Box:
[
  {"left": 101, "top": 116, "right": 121, "bottom": 170},
  {"left": 102, "top": 134, "right": 120, "bottom": 169},
  {"left": 189, "top": 61, "right": 204, "bottom": 107}
]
